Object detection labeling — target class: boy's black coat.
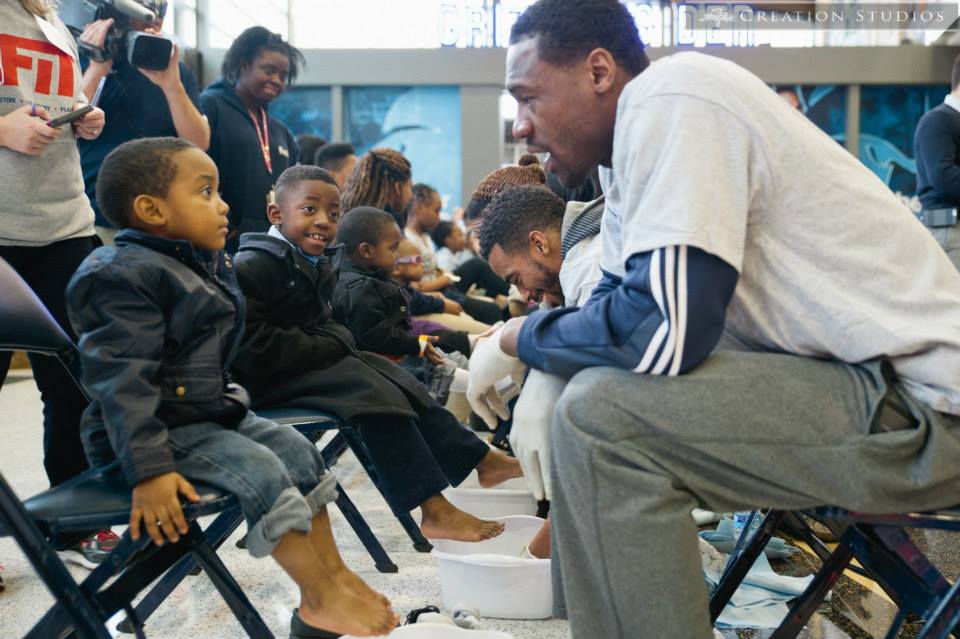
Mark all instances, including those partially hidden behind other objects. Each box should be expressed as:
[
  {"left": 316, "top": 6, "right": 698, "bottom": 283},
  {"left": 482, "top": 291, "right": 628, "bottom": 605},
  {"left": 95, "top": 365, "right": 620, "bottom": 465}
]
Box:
[
  {"left": 232, "top": 233, "right": 430, "bottom": 419},
  {"left": 332, "top": 259, "right": 426, "bottom": 357},
  {"left": 66, "top": 230, "right": 251, "bottom": 486}
]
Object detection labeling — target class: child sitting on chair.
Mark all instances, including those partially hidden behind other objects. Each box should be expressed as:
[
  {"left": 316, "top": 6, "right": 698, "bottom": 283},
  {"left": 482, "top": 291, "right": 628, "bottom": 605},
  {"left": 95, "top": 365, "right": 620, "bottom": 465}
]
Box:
[
  {"left": 65, "top": 138, "right": 397, "bottom": 638},
  {"left": 230, "top": 166, "right": 520, "bottom": 543},
  {"left": 394, "top": 238, "right": 473, "bottom": 357}
]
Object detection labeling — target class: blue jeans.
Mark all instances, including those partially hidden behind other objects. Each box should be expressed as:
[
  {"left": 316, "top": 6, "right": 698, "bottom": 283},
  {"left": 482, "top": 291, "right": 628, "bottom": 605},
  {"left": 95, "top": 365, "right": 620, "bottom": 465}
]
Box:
[{"left": 166, "top": 411, "right": 338, "bottom": 558}]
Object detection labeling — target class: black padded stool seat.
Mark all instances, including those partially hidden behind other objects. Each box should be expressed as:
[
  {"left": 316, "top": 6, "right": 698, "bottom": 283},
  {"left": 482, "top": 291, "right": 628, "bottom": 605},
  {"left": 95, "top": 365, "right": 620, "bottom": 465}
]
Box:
[
  {"left": 9, "top": 463, "right": 234, "bottom": 537},
  {"left": 257, "top": 407, "right": 339, "bottom": 428}
]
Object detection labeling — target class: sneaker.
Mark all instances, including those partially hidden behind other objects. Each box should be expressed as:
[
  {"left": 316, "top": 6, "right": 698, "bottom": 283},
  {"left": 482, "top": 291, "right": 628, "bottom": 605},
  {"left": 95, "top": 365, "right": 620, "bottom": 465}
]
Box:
[{"left": 57, "top": 529, "right": 120, "bottom": 570}]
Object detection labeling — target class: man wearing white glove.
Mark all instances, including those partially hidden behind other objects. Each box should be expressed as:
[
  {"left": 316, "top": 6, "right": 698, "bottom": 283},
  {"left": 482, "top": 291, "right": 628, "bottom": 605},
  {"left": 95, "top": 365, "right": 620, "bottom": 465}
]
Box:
[
  {"left": 471, "top": 185, "right": 604, "bottom": 504},
  {"left": 466, "top": 325, "right": 527, "bottom": 430}
]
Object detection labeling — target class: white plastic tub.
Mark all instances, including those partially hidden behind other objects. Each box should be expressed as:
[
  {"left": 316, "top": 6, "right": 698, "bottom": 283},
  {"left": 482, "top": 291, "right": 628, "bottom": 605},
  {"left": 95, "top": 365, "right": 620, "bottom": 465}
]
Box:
[
  {"left": 443, "top": 471, "right": 538, "bottom": 519},
  {"left": 431, "top": 515, "right": 552, "bottom": 620},
  {"left": 343, "top": 623, "right": 512, "bottom": 639}
]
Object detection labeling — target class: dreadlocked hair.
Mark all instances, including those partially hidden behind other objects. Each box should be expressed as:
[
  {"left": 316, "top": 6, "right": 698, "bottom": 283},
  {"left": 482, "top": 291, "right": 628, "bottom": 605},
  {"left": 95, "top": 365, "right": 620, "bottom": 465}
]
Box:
[{"left": 341, "top": 147, "right": 412, "bottom": 225}]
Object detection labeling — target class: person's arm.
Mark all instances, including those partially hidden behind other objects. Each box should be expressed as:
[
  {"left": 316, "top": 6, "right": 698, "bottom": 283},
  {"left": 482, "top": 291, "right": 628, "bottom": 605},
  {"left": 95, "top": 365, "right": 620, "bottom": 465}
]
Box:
[
  {"left": 139, "top": 47, "right": 210, "bottom": 150},
  {"left": 415, "top": 273, "right": 453, "bottom": 292},
  {"left": 0, "top": 105, "right": 61, "bottom": 155},
  {"left": 513, "top": 246, "right": 737, "bottom": 378},
  {"left": 234, "top": 262, "right": 351, "bottom": 377},
  {"left": 66, "top": 263, "right": 176, "bottom": 487},
  {"left": 407, "top": 286, "right": 445, "bottom": 315},
  {"left": 918, "top": 114, "right": 960, "bottom": 204},
  {"left": 79, "top": 19, "right": 114, "bottom": 102}
]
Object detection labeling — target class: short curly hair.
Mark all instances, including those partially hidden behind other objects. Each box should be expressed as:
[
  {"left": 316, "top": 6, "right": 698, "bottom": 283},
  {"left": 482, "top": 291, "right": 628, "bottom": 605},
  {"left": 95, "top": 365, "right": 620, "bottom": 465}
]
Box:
[
  {"left": 96, "top": 137, "right": 195, "bottom": 229},
  {"left": 221, "top": 26, "right": 304, "bottom": 86},
  {"left": 275, "top": 165, "right": 338, "bottom": 202},
  {"left": 510, "top": 0, "right": 647, "bottom": 76},
  {"left": 479, "top": 185, "right": 565, "bottom": 259},
  {"left": 336, "top": 206, "right": 399, "bottom": 257}
]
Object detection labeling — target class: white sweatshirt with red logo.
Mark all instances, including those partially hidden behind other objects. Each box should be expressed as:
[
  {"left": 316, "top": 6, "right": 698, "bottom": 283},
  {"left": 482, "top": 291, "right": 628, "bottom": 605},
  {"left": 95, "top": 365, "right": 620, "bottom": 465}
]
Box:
[{"left": 0, "top": 2, "right": 94, "bottom": 246}]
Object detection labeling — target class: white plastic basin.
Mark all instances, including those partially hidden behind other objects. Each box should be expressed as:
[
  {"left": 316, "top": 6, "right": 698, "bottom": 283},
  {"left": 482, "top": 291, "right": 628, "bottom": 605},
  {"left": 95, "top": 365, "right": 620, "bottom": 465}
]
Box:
[
  {"left": 431, "top": 515, "right": 552, "bottom": 620},
  {"left": 443, "top": 471, "right": 538, "bottom": 519},
  {"left": 343, "top": 623, "right": 512, "bottom": 639}
]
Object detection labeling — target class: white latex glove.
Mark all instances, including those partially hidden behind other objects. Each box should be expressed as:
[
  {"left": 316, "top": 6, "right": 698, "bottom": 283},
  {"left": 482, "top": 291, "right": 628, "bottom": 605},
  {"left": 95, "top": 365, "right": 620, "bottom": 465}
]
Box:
[
  {"left": 466, "top": 326, "right": 526, "bottom": 429},
  {"left": 510, "top": 369, "right": 566, "bottom": 501}
]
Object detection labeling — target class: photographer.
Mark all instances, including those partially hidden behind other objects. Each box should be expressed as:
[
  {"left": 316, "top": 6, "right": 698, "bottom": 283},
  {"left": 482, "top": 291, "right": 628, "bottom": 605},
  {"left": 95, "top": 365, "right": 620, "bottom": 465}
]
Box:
[{"left": 77, "top": 0, "right": 208, "bottom": 243}]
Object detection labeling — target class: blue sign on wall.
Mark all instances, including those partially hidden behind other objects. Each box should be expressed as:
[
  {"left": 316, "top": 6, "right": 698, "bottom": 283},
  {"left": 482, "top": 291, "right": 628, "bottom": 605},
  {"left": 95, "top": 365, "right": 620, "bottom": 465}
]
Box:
[
  {"left": 271, "top": 86, "right": 334, "bottom": 141},
  {"left": 345, "top": 86, "right": 463, "bottom": 212}
]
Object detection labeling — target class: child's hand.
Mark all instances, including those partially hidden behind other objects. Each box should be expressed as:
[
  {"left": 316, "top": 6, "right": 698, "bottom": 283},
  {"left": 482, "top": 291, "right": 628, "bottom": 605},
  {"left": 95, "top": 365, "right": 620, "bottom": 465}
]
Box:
[
  {"left": 443, "top": 299, "right": 463, "bottom": 315},
  {"left": 423, "top": 341, "right": 445, "bottom": 366},
  {"left": 130, "top": 472, "right": 200, "bottom": 546}
]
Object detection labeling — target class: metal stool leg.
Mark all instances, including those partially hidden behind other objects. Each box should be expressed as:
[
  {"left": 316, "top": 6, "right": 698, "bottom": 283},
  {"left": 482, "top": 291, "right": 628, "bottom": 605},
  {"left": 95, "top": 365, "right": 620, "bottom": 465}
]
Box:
[
  {"left": 187, "top": 524, "right": 274, "bottom": 639},
  {"left": 0, "top": 474, "right": 110, "bottom": 639},
  {"left": 340, "top": 428, "right": 433, "bottom": 552}
]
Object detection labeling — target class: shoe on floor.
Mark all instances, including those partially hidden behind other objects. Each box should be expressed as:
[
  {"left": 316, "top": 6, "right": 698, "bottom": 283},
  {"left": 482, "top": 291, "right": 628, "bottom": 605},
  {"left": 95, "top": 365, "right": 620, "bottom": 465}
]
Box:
[
  {"left": 289, "top": 609, "right": 341, "bottom": 639},
  {"left": 57, "top": 529, "right": 120, "bottom": 570}
]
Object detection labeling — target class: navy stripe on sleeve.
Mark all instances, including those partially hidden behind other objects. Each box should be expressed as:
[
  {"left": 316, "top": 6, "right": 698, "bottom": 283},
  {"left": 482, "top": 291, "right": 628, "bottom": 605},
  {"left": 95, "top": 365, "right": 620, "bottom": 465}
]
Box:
[{"left": 516, "top": 245, "right": 738, "bottom": 378}]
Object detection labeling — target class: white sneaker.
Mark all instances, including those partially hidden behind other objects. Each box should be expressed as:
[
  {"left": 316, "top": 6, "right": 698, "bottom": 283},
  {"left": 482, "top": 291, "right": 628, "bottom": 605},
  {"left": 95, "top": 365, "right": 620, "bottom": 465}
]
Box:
[{"left": 713, "top": 630, "right": 726, "bottom": 639}]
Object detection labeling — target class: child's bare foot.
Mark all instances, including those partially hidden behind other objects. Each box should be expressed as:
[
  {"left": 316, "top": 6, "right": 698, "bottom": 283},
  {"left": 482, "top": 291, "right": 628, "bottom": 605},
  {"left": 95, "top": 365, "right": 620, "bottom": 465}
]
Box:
[
  {"left": 476, "top": 449, "right": 523, "bottom": 488},
  {"left": 299, "top": 587, "right": 398, "bottom": 637},
  {"left": 333, "top": 566, "right": 391, "bottom": 607},
  {"left": 420, "top": 495, "right": 505, "bottom": 541}
]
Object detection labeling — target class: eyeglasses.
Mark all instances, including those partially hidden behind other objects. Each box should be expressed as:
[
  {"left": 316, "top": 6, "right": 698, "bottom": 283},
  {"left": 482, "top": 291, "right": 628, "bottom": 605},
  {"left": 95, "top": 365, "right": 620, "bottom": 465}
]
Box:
[{"left": 395, "top": 255, "right": 423, "bottom": 265}]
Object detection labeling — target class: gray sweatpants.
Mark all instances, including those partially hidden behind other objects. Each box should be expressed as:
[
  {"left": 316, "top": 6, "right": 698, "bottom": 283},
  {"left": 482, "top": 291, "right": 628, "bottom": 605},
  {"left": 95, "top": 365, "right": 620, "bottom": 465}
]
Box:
[{"left": 551, "top": 350, "right": 960, "bottom": 639}]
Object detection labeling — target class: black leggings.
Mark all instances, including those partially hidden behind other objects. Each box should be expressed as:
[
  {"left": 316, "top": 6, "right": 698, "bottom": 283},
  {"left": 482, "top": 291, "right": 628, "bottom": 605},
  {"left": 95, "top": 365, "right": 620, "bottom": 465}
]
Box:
[
  {"left": 350, "top": 401, "right": 490, "bottom": 512},
  {"left": 453, "top": 257, "right": 510, "bottom": 297},
  {"left": 0, "top": 236, "right": 98, "bottom": 487}
]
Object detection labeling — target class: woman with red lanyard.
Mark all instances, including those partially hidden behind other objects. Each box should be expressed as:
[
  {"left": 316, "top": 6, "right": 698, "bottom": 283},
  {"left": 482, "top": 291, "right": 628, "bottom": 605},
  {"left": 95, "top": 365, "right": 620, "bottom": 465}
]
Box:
[{"left": 201, "top": 26, "right": 303, "bottom": 252}]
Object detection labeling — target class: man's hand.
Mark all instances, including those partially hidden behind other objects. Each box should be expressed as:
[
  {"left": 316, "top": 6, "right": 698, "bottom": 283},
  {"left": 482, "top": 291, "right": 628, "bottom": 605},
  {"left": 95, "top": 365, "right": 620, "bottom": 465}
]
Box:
[
  {"left": 72, "top": 104, "right": 105, "bottom": 140},
  {"left": 510, "top": 370, "right": 566, "bottom": 501},
  {"left": 0, "top": 105, "right": 61, "bottom": 155},
  {"left": 130, "top": 472, "right": 200, "bottom": 546},
  {"left": 442, "top": 298, "right": 463, "bottom": 315},
  {"left": 423, "top": 340, "right": 445, "bottom": 366},
  {"left": 467, "top": 326, "right": 527, "bottom": 429},
  {"left": 79, "top": 19, "right": 115, "bottom": 71},
  {"left": 498, "top": 316, "right": 527, "bottom": 357},
  {"left": 138, "top": 43, "right": 182, "bottom": 94}
]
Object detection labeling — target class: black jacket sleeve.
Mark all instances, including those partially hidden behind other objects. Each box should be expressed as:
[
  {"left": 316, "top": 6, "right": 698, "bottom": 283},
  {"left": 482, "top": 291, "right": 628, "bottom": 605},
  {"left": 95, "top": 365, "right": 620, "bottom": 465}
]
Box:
[
  {"left": 407, "top": 286, "right": 445, "bottom": 315},
  {"left": 917, "top": 112, "right": 960, "bottom": 204},
  {"left": 66, "top": 262, "right": 176, "bottom": 487}
]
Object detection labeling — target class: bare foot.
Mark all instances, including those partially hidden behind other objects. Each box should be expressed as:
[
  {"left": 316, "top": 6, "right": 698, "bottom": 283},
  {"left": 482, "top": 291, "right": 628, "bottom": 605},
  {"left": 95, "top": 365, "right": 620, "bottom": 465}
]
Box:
[
  {"left": 420, "top": 495, "right": 505, "bottom": 541},
  {"left": 299, "top": 587, "right": 398, "bottom": 637},
  {"left": 333, "top": 566, "right": 391, "bottom": 608},
  {"left": 476, "top": 449, "right": 523, "bottom": 488}
]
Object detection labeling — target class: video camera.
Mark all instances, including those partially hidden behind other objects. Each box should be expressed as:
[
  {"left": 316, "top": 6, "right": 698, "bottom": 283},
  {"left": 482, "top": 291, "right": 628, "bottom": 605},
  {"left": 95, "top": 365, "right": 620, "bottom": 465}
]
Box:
[{"left": 59, "top": 0, "right": 173, "bottom": 71}]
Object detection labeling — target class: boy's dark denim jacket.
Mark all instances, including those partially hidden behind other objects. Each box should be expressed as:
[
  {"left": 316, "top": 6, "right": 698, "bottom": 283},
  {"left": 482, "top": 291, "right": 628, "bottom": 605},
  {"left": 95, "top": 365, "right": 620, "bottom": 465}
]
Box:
[
  {"left": 66, "top": 229, "right": 250, "bottom": 487},
  {"left": 332, "top": 259, "right": 422, "bottom": 357}
]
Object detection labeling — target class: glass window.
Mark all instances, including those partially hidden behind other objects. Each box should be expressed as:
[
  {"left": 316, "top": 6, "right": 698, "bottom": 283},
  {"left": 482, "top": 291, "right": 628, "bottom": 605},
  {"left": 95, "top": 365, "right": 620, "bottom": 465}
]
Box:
[
  {"left": 859, "top": 85, "right": 949, "bottom": 210},
  {"left": 345, "top": 86, "right": 463, "bottom": 210},
  {"left": 207, "top": 0, "right": 288, "bottom": 48},
  {"left": 270, "top": 86, "right": 333, "bottom": 141}
]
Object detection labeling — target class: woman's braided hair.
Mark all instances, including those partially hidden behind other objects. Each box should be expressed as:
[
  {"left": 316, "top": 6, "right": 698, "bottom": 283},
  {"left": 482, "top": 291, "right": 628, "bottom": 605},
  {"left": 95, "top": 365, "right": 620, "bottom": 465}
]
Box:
[{"left": 341, "top": 148, "right": 412, "bottom": 215}]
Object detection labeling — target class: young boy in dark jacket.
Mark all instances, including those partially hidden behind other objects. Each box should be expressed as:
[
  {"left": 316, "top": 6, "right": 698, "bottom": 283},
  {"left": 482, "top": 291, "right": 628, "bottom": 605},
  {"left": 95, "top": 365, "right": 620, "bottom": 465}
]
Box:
[
  {"left": 66, "top": 138, "right": 397, "bottom": 638},
  {"left": 232, "top": 166, "right": 520, "bottom": 542}
]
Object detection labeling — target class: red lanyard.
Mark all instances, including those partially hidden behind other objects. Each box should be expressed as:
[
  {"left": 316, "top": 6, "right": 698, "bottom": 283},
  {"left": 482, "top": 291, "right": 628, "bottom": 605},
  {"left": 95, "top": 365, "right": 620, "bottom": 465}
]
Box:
[{"left": 247, "top": 107, "right": 272, "bottom": 174}]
